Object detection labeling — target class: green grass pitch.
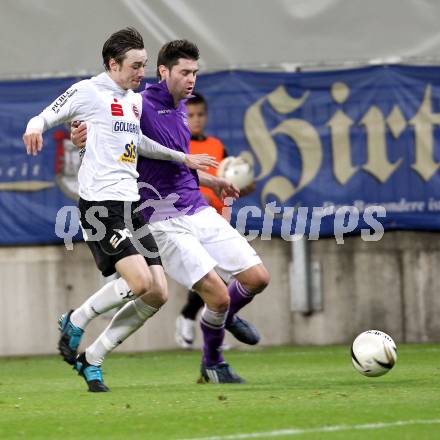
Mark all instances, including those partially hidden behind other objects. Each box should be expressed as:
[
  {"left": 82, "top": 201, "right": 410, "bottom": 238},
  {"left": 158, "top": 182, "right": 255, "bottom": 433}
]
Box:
[{"left": 0, "top": 345, "right": 439, "bottom": 439}]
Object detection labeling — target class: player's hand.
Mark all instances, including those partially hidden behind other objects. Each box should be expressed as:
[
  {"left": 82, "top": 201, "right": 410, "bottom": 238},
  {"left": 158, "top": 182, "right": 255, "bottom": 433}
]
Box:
[
  {"left": 23, "top": 129, "right": 43, "bottom": 156},
  {"left": 215, "top": 177, "right": 240, "bottom": 201},
  {"left": 183, "top": 154, "right": 218, "bottom": 171},
  {"left": 71, "top": 121, "right": 87, "bottom": 148}
]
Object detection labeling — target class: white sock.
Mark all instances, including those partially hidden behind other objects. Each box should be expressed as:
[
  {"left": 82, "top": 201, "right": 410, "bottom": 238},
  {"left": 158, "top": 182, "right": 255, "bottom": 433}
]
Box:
[
  {"left": 200, "top": 306, "right": 227, "bottom": 328},
  {"left": 85, "top": 297, "right": 158, "bottom": 366},
  {"left": 70, "top": 277, "right": 135, "bottom": 329}
]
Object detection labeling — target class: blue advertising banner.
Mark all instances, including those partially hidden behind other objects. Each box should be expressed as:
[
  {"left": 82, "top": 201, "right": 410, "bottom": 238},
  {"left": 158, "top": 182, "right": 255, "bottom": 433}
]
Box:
[
  {"left": 196, "top": 66, "right": 440, "bottom": 238},
  {"left": 1, "top": 65, "right": 440, "bottom": 244},
  {"left": 0, "top": 77, "right": 85, "bottom": 244}
]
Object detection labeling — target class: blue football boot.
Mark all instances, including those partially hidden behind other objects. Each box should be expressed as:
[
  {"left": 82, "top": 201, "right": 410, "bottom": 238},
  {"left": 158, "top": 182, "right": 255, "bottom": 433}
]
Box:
[
  {"left": 226, "top": 315, "right": 260, "bottom": 345},
  {"left": 199, "top": 362, "right": 246, "bottom": 384},
  {"left": 75, "top": 352, "right": 109, "bottom": 392},
  {"left": 58, "top": 310, "right": 84, "bottom": 365}
]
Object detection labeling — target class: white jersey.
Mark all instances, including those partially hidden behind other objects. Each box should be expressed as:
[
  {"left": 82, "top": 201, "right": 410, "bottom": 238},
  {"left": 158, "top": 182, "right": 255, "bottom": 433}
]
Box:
[{"left": 28, "top": 72, "right": 143, "bottom": 201}]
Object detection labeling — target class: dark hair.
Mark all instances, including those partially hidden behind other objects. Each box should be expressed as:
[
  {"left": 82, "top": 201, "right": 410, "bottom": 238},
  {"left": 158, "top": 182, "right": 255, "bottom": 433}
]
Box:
[
  {"left": 102, "top": 27, "right": 144, "bottom": 70},
  {"left": 186, "top": 92, "right": 207, "bottom": 110},
  {"left": 156, "top": 40, "right": 199, "bottom": 78}
]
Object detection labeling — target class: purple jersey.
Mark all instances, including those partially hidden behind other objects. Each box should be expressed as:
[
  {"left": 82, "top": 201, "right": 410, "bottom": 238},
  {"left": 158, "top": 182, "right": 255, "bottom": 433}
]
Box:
[{"left": 137, "top": 81, "right": 208, "bottom": 222}]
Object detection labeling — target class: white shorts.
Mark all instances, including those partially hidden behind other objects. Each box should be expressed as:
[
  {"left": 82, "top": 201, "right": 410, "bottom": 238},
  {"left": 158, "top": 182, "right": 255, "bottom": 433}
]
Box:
[{"left": 148, "top": 207, "right": 262, "bottom": 289}]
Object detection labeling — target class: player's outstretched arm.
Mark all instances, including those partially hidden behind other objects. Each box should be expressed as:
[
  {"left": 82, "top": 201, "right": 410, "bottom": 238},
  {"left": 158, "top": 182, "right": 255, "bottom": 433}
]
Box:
[
  {"left": 139, "top": 134, "right": 218, "bottom": 170},
  {"left": 24, "top": 82, "right": 90, "bottom": 156},
  {"left": 71, "top": 125, "right": 218, "bottom": 170}
]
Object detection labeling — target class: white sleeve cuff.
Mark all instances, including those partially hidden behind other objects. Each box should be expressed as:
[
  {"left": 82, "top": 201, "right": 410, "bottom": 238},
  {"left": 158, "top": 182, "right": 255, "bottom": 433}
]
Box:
[{"left": 26, "top": 116, "right": 45, "bottom": 132}]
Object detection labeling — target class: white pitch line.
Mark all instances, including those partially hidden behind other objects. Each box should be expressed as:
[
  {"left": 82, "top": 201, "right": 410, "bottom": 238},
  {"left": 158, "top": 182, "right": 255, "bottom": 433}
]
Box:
[{"left": 180, "top": 419, "right": 440, "bottom": 440}]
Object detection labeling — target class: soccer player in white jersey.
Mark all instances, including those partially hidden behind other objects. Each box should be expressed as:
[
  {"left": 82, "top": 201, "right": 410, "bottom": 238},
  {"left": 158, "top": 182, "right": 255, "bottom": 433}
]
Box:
[{"left": 23, "top": 28, "right": 216, "bottom": 392}]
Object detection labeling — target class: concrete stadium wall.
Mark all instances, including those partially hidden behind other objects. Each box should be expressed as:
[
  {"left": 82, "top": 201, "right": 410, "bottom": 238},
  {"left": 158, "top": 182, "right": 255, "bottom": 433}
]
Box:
[
  {"left": 292, "top": 231, "right": 440, "bottom": 345},
  {"left": 0, "top": 231, "right": 439, "bottom": 356}
]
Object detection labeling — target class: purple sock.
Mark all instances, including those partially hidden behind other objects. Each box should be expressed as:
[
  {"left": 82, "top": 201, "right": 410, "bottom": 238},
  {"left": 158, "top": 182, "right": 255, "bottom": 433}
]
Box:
[
  {"left": 225, "top": 280, "right": 254, "bottom": 327},
  {"left": 200, "top": 307, "right": 226, "bottom": 367}
]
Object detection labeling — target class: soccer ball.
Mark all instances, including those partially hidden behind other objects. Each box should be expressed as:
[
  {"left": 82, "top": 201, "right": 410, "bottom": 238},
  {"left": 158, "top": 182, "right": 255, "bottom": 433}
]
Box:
[
  {"left": 217, "top": 156, "right": 254, "bottom": 190},
  {"left": 351, "top": 330, "right": 397, "bottom": 377}
]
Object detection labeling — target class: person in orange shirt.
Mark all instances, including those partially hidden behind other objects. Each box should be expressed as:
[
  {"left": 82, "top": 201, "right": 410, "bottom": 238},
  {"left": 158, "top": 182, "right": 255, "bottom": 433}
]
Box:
[
  {"left": 175, "top": 92, "right": 257, "bottom": 349},
  {"left": 186, "top": 93, "right": 227, "bottom": 214}
]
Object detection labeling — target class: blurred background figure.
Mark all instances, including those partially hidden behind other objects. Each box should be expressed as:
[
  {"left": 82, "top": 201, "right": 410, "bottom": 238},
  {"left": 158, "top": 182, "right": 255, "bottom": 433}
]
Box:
[{"left": 175, "top": 92, "right": 256, "bottom": 349}]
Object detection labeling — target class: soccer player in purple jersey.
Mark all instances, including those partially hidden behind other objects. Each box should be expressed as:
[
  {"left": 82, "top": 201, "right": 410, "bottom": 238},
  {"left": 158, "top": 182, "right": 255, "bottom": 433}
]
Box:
[
  {"left": 137, "top": 40, "right": 269, "bottom": 383},
  {"left": 72, "top": 40, "right": 270, "bottom": 384}
]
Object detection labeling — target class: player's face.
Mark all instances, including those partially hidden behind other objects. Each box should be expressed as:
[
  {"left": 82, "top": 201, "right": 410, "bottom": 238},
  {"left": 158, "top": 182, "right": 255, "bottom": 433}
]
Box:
[
  {"left": 110, "top": 48, "right": 147, "bottom": 90},
  {"left": 162, "top": 58, "right": 198, "bottom": 104},
  {"left": 186, "top": 103, "right": 207, "bottom": 136}
]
